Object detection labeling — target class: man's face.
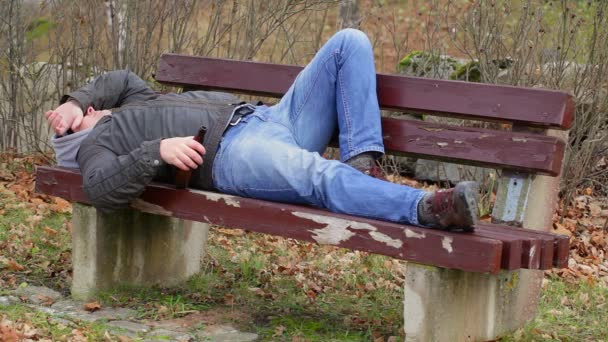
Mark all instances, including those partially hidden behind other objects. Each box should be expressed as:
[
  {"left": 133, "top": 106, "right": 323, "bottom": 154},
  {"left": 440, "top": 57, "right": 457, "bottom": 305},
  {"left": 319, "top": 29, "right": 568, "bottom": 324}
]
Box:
[{"left": 74, "top": 107, "right": 111, "bottom": 132}]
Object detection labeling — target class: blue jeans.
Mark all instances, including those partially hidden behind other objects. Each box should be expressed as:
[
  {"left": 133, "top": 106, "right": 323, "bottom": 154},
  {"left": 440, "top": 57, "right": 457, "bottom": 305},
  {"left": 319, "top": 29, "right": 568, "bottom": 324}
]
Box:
[{"left": 212, "top": 29, "right": 425, "bottom": 224}]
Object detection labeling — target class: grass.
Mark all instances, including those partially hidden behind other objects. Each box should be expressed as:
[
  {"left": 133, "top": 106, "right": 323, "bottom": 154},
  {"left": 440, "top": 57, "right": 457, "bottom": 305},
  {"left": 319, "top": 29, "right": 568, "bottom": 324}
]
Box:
[
  {"left": 506, "top": 277, "right": 608, "bottom": 341},
  {"left": 0, "top": 304, "right": 111, "bottom": 340},
  {"left": 90, "top": 232, "right": 404, "bottom": 340}
]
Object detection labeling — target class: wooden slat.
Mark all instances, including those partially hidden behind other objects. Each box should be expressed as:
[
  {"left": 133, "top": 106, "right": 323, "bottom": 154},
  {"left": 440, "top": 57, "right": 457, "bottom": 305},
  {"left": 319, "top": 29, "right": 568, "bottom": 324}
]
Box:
[
  {"left": 478, "top": 223, "right": 564, "bottom": 269},
  {"left": 378, "top": 118, "right": 565, "bottom": 175},
  {"left": 473, "top": 228, "right": 523, "bottom": 270},
  {"left": 476, "top": 226, "right": 542, "bottom": 269},
  {"left": 155, "top": 54, "right": 574, "bottom": 129},
  {"left": 36, "top": 166, "right": 503, "bottom": 273},
  {"left": 554, "top": 235, "right": 570, "bottom": 268}
]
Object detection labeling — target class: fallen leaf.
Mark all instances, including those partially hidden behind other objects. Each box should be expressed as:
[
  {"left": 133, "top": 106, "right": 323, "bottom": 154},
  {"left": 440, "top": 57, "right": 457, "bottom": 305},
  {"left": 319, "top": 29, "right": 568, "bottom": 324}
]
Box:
[
  {"left": 223, "top": 294, "right": 235, "bottom": 306},
  {"left": 157, "top": 305, "right": 169, "bottom": 316},
  {"left": 6, "top": 259, "right": 25, "bottom": 272},
  {"left": 553, "top": 222, "right": 572, "bottom": 237},
  {"left": 50, "top": 197, "right": 72, "bottom": 213},
  {"left": 36, "top": 294, "right": 55, "bottom": 306},
  {"left": 273, "top": 325, "right": 286, "bottom": 337},
  {"left": 43, "top": 226, "right": 58, "bottom": 236},
  {"left": 588, "top": 202, "right": 602, "bottom": 217},
  {"left": 0, "top": 169, "right": 15, "bottom": 181},
  {"left": 305, "top": 289, "right": 317, "bottom": 301},
  {"left": 21, "top": 323, "right": 37, "bottom": 338},
  {"left": 70, "top": 329, "right": 87, "bottom": 342},
  {"left": 84, "top": 301, "right": 102, "bottom": 312},
  {"left": 29, "top": 198, "right": 45, "bottom": 206},
  {"left": 0, "top": 320, "right": 21, "bottom": 342},
  {"left": 215, "top": 228, "right": 245, "bottom": 236}
]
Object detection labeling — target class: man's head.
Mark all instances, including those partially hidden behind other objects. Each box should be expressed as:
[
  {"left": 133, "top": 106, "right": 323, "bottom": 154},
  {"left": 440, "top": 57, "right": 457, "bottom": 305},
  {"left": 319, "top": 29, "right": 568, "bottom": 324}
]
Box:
[
  {"left": 52, "top": 106, "right": 111, "bottom": 168},
  {"left": 75, "top": 106, "right": 112, "bottom": 132}
]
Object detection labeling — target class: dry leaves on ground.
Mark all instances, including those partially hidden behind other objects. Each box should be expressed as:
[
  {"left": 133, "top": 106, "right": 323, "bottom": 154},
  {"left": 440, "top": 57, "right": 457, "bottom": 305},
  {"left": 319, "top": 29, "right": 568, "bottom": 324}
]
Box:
[
  {"left": 83, "top": 301, "right": 102, "bottom": 312},
  {"left": 551, "top": 189, "right": 608, "bottom": 285}
]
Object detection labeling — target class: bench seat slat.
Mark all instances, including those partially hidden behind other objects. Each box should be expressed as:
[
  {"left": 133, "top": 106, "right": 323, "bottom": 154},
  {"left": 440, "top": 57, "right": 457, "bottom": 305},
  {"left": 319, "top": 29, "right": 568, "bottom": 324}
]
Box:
[
  {"left": 36, "top": 166, "right": 504, "bottom": 273},
  {"left": 472, "top": 229, "right": 523, "bottom": 270},
  {"left": 36, "top": 166, "right": 567, "bottom": 272},
  {"left": 379, "top": 118, "right": 565, "bottom": 175},
  {"left": 478, "top": 223, "right": 567, "bottom": 268},
  {"left": 155, "top": 54, "right": 574, "bottom": 129}
]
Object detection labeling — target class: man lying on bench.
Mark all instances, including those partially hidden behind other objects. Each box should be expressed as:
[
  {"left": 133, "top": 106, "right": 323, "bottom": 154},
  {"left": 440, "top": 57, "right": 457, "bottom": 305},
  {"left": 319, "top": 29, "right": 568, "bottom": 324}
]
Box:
[{"left": 44, "top": 29, "right": 479, "bottom": 231}]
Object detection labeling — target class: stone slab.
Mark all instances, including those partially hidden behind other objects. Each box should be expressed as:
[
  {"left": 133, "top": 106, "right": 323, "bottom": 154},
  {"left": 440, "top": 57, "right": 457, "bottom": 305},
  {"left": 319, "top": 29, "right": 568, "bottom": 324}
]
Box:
[
  {"left": 13, "top": 285, "right": 62, "bottom": 304},
  {"left": 197, "top": 325, "right": 259, "bottom": 342},
  {"left": 51, "top": 300, "right": 136, "bottom": 322},
  {"left": 0, "top": 296, "right": 19, "bottom": 306},
  {"left": 144, "top": 328, "right": 193, "bottom": 341},
  {"left": 414, "top": 159, "right": 494, "bottom": 184},
  {"left": 107, "top": 320, "right": 151, "bottom": 338}
]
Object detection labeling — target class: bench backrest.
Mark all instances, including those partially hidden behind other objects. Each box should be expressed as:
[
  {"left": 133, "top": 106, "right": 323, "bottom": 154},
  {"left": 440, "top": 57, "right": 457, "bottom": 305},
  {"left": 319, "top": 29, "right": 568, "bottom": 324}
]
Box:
[{"left": 155, "top": 54, "right": 574, "bottom": 176}]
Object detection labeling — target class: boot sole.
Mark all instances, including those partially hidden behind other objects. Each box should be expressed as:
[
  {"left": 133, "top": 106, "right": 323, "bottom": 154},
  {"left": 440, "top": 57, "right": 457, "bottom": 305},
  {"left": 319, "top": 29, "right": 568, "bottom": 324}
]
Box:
[{"left": 449, "top": 181, "right": 479, "bottom": 232}]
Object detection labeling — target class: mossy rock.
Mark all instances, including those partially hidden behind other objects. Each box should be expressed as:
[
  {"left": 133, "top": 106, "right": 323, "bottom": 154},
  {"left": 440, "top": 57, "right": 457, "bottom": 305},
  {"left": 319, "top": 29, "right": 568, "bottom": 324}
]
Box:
[
  {"left": 450, "top": 58, "right": 514, "bottom": 82},
  {"left": 397, "top": 51, "right": 461, "bottom": 79},
  {"left": 450, "top": 60, "right": 482, "bottom": 82}
]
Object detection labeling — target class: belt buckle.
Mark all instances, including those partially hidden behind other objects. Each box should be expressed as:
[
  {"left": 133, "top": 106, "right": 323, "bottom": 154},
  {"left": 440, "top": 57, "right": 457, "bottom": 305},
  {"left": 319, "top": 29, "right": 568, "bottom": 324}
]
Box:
[{"left": 229, "top": 116, "right": 242, "bottom": 126}]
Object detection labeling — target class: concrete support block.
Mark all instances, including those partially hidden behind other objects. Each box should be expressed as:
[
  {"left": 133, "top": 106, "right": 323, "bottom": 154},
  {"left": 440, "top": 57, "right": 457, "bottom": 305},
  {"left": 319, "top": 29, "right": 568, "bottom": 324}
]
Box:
[
  {"left": 403, "top": 264, "right": 542, "bottom": 341},
  {"left": 71, "top": 203, "right": 208, "bottom": 300},
  {"left": 403, "top": 128, "right": 567, "bottom": 341}
]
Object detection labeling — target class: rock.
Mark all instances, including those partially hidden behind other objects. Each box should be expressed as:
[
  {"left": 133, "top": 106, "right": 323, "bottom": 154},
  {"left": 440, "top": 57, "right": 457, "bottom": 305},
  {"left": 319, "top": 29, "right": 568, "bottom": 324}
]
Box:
[
  {"left": 144, "top": 329, "right": 193, "bottom": 341},
  {"left": 107, "top": 320, "right": 151, "bottom": 338},
  {"left": 0, "top": 295, "right": 19, "bottom": 306},
  {"left": 197, "top": 325, "right": 259, "bottom": 342},
  {"left": 13, "top": 285, "right": 62, "bottom": 305},
  {"left": 398, "top": 51, "right": 461, "bottom": 79},
  {"left": 50, "top": 300, "right": 135, "bottom": 322},
  {"left": 210, "top": 331, "right": 259, "bottom": 342},
  {"left": 414, "top": 159, "right": 494, "bottom": 185},
  {"left": 33, "top": 306, "right": 58, "bottom": 315}
]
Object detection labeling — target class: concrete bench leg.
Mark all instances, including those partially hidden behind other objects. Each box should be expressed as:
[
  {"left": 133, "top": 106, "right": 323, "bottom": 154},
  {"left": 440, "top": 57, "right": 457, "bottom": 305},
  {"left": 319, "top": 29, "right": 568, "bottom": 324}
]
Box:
[
  {"left": 404, "top": 129, "right": 566, "bottom": 341},
  {"left": 71, "top": 203, "right": 209, "bottom": 300},
  {"left": 403, "top": 264, "right": 542, "bottom": 341}
]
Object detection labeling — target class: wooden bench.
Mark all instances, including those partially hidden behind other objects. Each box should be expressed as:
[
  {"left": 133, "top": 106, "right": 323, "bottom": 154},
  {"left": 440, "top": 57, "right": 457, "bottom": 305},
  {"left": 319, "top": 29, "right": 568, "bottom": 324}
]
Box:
[{"left": 35, "top": 54, "right": 573, "bottom": 341}]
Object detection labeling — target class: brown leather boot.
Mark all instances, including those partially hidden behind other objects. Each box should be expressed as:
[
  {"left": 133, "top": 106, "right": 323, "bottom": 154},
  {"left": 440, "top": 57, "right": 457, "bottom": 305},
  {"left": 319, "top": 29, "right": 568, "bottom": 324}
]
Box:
[
  {"left": 346, "top": 153, "right": 387, "bottom": 181},
  {"left": 359, "top": 163, "right": 387, "bottom": 181},
  {"left": 417, "top": 181, "right": 479, "bottom": 232}
]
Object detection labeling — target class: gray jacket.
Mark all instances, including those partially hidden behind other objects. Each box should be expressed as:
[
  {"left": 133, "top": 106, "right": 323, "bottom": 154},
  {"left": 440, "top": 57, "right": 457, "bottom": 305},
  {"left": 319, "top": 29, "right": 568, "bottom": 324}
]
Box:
[{"left": 65, "top": 70, "right": 240, "bottom": 212}]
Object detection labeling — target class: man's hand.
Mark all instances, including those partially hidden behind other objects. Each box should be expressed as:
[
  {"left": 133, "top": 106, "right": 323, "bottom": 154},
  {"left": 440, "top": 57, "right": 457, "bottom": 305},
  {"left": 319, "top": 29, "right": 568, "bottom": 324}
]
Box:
[
  {"left": 160, "top": 137, "right": 206, "bottom": 171},
  {"left": 45, "top": 101, "right": 84, "bottom": 135}
]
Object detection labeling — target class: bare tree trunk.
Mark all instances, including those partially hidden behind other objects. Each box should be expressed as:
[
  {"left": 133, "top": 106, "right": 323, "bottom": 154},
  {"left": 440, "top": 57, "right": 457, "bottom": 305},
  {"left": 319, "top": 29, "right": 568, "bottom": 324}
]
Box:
[
  {"left": 3, "top": 0, "right": 24, "bottom": 151},
  {"left": 338, "top": 0, "right": 360, "bottom": 29},
  {"left": 106, "top": 0, "right": 125, "bottom": 69}
]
